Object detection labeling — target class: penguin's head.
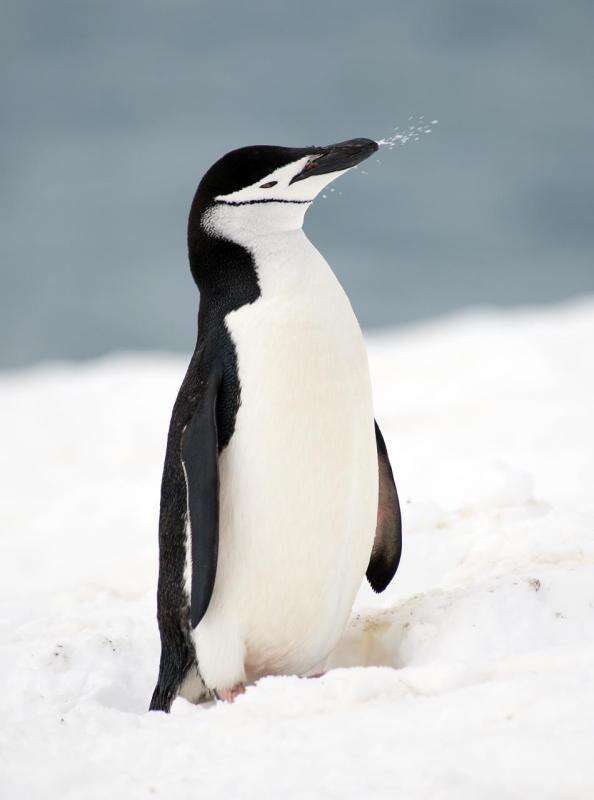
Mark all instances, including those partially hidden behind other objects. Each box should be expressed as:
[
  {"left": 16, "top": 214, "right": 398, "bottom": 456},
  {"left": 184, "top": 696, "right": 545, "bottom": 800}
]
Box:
[{"left": 191, "top": 138, "right": 378, "bottom": 236}]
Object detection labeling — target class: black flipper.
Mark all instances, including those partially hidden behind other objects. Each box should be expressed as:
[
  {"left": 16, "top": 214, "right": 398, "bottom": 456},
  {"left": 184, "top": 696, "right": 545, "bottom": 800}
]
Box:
[
  {"left": 366, "top": 420, "right": 402, "bottom": 592},
  {"left": 181, "top": 366, "right": 221, "bottom": 629},
  {"left": 149, "top": 353, "right": 222, "bottom": 712}
]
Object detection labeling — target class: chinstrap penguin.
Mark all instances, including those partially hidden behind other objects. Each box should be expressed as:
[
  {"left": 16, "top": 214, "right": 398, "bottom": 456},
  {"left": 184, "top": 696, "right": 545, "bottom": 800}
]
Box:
[{"left": 150, "top": 138, "right": 402, "bottom": 710}]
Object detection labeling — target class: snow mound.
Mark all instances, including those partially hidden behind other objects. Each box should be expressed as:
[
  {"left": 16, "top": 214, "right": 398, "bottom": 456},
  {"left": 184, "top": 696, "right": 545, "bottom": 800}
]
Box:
[{"left": 1, "top": 298, "right": 594, "bottom": 799}]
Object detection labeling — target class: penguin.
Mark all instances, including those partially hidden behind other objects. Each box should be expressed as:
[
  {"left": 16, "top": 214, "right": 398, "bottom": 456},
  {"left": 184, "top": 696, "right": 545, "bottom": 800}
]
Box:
[{"left": 149, "top": 138, "right": 402, "bottom": 710}]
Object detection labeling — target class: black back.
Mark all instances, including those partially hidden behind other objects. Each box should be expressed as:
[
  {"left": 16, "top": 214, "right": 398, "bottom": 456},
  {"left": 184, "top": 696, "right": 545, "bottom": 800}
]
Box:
[{"left": 151, "top": 151, "right": 269, "bottom": 712}]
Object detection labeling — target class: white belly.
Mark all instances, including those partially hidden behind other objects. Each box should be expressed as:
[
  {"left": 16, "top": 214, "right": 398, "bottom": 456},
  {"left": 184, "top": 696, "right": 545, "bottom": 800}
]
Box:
[{"left": 192, "top": 227, "right": 378, "bottom": 689}]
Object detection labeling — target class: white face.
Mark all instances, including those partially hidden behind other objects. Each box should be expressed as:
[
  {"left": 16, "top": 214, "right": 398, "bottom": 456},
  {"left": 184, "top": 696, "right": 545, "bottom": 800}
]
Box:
[{"left": 214, "top": 156, "right": 349, "bottom": 206}]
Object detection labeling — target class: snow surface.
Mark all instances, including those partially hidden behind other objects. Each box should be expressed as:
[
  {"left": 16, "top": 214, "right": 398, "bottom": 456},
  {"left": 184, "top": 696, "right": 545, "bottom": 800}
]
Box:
[{"left": 1, "top": 298, "right": 594, "bottom": 799}]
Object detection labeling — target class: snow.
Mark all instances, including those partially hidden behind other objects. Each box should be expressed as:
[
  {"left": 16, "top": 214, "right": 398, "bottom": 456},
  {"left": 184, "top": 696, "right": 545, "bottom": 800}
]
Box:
[{"left": 2, "top": 298, "right": 594, "bottom": 799}]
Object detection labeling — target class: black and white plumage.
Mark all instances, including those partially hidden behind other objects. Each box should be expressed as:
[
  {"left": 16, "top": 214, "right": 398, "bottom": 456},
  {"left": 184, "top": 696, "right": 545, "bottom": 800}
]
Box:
[{"left": 149, "top": 139, "right": 402, "bottom": 711}]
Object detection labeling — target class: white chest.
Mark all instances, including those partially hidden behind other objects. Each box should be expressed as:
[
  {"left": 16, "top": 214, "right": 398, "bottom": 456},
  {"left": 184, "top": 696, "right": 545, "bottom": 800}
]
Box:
[
  {"left": 227, "top": 227, "right": 369, "bottom": 393},
  {"left": 215, "top": 218, "right": 376, "bottom": 507},
  {"left": 193, "top": 209, "right": 378, "bottom": 684}
]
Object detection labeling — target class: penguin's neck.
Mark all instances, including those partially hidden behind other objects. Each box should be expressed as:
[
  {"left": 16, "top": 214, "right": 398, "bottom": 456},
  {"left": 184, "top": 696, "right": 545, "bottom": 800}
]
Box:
[
  {"left": 204, "top": 200, "right": 310, "bottom": 238},
  {"left": 197, "top": 202, "right": 330, "bottom": 305}
]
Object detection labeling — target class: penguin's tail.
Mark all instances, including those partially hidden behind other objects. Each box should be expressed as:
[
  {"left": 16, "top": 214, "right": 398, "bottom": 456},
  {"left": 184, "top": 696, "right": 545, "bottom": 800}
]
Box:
[
  {"left": 149, "top": 640, "right": 212, "bottom": 712},
  {"left": 149, "top": 637, "right": 196, "bottom": 713},
  {"left": 149, "top": 680, "right": 175, "bottom": 713}
]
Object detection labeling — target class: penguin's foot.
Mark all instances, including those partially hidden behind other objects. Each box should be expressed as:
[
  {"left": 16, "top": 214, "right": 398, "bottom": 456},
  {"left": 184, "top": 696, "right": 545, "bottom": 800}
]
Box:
[
  {"left": 217, "top": 684, "right": 245, "bottom": 703},
  {"left": 307, "top": 671, "right": 327, "bottom": 679}
]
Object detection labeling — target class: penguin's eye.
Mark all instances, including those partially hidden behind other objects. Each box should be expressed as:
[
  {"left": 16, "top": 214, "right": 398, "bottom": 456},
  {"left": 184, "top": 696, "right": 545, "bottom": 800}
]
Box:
[{"left": 260, "top": 181, "right": 278, "bottom": 188}]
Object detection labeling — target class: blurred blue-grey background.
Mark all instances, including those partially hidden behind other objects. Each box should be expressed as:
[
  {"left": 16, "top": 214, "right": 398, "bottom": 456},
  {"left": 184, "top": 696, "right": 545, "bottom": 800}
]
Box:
[{"left": 2, "top": 0, "right": 593, "bottom": 367}]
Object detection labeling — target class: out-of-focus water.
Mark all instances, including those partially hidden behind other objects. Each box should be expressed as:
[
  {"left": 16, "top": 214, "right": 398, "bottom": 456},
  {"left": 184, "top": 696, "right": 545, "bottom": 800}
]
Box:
[{"left": 2, "top": 0, "right": 594, "bottom": 367}]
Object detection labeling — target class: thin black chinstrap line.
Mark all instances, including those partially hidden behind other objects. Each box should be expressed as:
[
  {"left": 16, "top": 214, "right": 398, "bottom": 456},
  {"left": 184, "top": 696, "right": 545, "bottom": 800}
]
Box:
[{"left": 214, "top": 198, "right": 313, "bottom": 207}]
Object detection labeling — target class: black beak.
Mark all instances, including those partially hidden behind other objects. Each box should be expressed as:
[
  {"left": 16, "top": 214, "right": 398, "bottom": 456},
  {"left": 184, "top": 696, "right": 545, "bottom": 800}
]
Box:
[{"left": 289, "top": 138, "right": 379, "bottom": 184}]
